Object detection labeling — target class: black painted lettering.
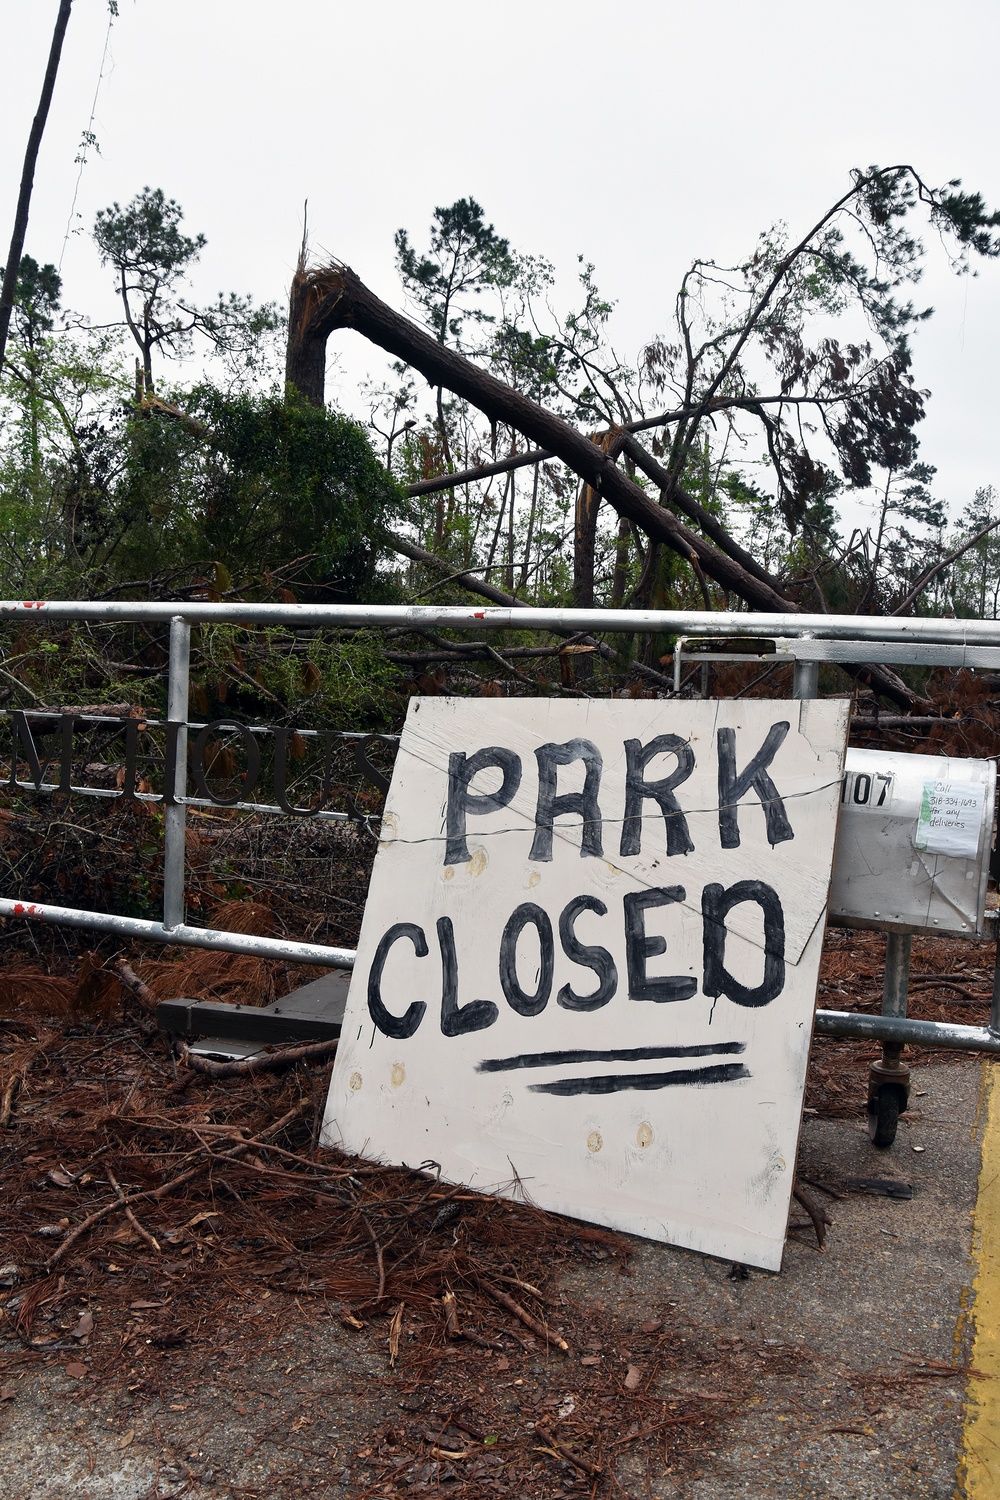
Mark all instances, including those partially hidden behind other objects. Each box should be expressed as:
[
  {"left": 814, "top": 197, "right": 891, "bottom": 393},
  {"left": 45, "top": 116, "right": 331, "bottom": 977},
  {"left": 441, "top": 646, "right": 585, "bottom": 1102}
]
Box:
[
  {"left": 717, "top": 722, "right": 794, "bottom": 849},
  {"left": 529, "top": 739, "right": 604, "bottom": 862},
  {"left": 445, "top": 747, "right": 522, "bottom": 865},
  {"left": 702, "top": 880, "right": 786, "bottom": 1008},
  {"left": 438, "top": 916, "right": 499, "bottom": 1036},
  {"left": 368, "top": 922, "right": 428, "bottom": 1039},
  {"left": 620, "top": 735, "right": 695, "bottom": 858},
  {"left": 190, "top": 720, "right": 262, "bottom": 807},
  {"left": 557, "top": 894, "right": 618, "bottom": 1011},
  {"left": 623, "top": 887, "right": 697, "bottom": 1003},
  {"left": 500, "top": 902, "right": 555, "bottom": 1016}
]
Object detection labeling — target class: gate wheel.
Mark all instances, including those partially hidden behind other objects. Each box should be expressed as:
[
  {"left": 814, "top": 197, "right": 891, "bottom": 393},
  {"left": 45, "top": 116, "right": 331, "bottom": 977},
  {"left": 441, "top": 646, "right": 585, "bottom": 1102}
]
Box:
[{"left": 867, "top": 1082, "right": 904, "bottom": 1149}]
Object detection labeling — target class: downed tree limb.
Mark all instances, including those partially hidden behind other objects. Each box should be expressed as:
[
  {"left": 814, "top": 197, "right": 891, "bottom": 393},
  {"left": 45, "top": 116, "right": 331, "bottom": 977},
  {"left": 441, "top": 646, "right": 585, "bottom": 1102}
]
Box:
[
  {"left": 176, "top": 1037, "right": 339, "bottom": 1081},
  {"left": 403, "top": 392, "right": 873, "bottom": 500},
  {"left": 534, "top": 1424, "right": 603, "bottom": 1477},
  {"left": 441, "top": 1288, "right": 462, "bottom": 1339},
  {"left": 304, "top": 264, "right": 922, "bottom": 711},
  {"left": 619, "top": 432, "right": 782, "bottom": 592},
  {"left": 408, "top": 448, "right": 552, "bottom": 496},
  {"left": 386, "top": 529, "right": 674, "bottom": 690},
  {"left": 302, "top": 265, "right": 792, "bottom": 610},
  {"left": 114, "top": 962, "right": 158, "bottom": 1036},
  {"left": 792, "top": 1183, "right": 831, "bottom": 1249},
  {"left": 0, "top": 1029, "right": 59, "bottom": 1130},
  {"left": 106, "top": 1165, "right": 161, "bottom": 1253},
  {"left": 472, "top": 1273, "right": 570, "bottom": 1351},
  {"left": 892, "top": 515, "right": 1000, "bottom": 617},
  {"left": 46, "top": 1103, "right": 305, "bottom": 1269}
]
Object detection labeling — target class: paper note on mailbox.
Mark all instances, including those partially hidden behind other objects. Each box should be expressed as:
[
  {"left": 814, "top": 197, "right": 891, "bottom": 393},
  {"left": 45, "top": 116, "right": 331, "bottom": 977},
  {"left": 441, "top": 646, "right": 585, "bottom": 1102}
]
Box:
[{"left": 915, "top": 780, "right": 986, "bottom": 859}]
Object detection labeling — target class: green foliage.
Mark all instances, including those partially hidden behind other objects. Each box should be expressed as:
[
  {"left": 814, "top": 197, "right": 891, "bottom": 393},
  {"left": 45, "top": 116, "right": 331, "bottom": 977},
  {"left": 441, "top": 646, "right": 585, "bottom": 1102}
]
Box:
[
  {"left": 395, "top": 198, "right": 514, "bottom": 348},
  {"left": 94, "top": 186, "right": 205, "bottom": 289},
  {"left": 1, "top": 255, "right": 62, "bottom": 349},
  {"left": 54, "top": 387, "right": 403, "bottom": 599},
  {"left": 93, "top": 187, "right": 280, "bottom": 389},
  {"left": 187, "top": 387, "right": 401, "bottom": 593}
]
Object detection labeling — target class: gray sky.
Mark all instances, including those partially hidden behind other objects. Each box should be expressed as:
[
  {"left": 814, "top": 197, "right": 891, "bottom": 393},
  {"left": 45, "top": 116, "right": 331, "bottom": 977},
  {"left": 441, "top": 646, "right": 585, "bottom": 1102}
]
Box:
[{"left": 3, "top": 0, "right": 999, "bottom": 533}]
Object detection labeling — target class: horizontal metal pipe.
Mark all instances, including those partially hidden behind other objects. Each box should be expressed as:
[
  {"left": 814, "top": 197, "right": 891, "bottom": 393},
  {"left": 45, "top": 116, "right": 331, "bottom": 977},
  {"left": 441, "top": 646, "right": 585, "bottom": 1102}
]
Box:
[
  {"left": 2, "top": 903, "right": 996, "bottom": 1050},
  {"left": 814, "top": 1008, "right": 1000, "bottom": 1052},
  {"left": 0, "top": 897, "right": 354, "bottom": 969},
  {"left": 3, "top": 600, "right": 1000, "bottom": 647}
]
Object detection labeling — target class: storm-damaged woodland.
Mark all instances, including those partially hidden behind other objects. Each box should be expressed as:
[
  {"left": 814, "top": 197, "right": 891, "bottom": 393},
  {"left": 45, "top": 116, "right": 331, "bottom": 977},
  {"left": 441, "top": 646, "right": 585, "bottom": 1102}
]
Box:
[
  {"left": 2, "top": 164, "right": 1000, "bottom": 936},
  {"left": 3, "top": 160, "right": 1000, "bottom": 1497},
  {"left": 2, "top": 168, "right": 1000, "bottom": 652}
]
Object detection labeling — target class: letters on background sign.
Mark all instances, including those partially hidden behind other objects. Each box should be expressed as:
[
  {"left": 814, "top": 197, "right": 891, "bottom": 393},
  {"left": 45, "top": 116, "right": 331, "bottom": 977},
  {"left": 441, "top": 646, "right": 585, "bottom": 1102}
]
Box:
[{"left": 322, "top": 698, "right": 849, "bottom": 1272}]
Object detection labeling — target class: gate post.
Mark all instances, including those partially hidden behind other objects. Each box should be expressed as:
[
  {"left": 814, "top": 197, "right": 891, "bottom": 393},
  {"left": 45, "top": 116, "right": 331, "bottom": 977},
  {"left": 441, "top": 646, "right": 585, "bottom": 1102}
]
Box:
[
  {"left": 792, "top": 657, "right": 819, "bottom": 700},
  {"left": 163, "top": 616, "right": 190, "bottom": 931}
]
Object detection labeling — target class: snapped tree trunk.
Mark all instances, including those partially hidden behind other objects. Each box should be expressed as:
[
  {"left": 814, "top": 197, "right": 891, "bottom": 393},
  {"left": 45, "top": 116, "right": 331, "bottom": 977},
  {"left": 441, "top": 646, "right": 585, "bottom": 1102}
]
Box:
[
  {"left": 574, "top": 482, "right": 599, "bottom": 608},
  {"left": 292, "top": 260, "right": 922, "bottom": 710},
  {"left": 0, "top": 0, "right": 73, "bottom": 373},
  {"left": 285, "top": 258, "right": 334, "bottom": 406},
  {"left": 292, "top": 263, "right": 792, "bottom": 606}
]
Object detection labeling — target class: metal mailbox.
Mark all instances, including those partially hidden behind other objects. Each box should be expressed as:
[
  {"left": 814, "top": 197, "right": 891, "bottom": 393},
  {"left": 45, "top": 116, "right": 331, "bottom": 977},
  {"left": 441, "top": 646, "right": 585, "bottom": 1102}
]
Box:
[{"left": 829, "top": 748, "right": 996, "bottom": 937}]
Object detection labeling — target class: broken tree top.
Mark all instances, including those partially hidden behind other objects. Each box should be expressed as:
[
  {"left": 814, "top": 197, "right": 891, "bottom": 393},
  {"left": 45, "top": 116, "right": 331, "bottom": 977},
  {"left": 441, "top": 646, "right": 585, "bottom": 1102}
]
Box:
[{"left": 323, "top": 698, "right": 849, "bottom": 1272}]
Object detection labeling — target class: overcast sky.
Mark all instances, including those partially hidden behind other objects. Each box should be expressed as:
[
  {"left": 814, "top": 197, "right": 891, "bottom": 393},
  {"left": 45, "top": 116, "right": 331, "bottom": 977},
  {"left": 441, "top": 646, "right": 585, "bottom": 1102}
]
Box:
[{"left": 3, "top": 0, "right": 999, "bottom": 533}]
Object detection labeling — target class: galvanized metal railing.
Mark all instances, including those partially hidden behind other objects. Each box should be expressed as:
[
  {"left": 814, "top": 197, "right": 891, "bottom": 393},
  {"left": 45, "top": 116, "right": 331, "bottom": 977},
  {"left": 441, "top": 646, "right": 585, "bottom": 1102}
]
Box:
[{"left": 3, "top": 599, "right": 1000, "bottom": 1059}]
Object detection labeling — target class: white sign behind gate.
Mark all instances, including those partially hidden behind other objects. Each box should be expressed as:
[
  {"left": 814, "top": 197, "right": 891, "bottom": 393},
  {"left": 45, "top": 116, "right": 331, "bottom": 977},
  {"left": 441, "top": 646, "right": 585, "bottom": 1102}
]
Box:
[{"left": 321, "top": 698, "right": 849, "bottom": 1271}]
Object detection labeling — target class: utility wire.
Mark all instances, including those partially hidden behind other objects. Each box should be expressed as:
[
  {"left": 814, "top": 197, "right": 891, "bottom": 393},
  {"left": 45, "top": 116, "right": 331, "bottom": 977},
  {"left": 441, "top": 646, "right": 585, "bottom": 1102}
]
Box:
[{"left": 59, "top": 6, "right": 116, "bottom": 273}]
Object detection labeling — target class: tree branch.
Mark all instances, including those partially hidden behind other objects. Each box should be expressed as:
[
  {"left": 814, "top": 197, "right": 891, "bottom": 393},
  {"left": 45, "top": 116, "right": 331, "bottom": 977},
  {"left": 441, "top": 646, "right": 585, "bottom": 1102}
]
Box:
[
  {"left": 891, "top": 516, "right": 1000, "bottom": 616},
  {"left": 402, "top": 392, "right": 865, "bottom": 500},
  {"left": 384, "top": 528, "right": 674, "bottom": 689},
  {"left": 306, "top": 265, "right": 792, "bottom": 610},
  {"left": 619, "top": 432, "right": 783, "bottom": 591}
]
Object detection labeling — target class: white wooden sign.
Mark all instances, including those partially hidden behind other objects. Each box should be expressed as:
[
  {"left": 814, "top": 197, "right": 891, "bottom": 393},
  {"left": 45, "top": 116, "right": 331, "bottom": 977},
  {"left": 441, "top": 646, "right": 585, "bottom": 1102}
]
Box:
[{"left": 321, "top": 697, "right": 849, "bottom": 1271}]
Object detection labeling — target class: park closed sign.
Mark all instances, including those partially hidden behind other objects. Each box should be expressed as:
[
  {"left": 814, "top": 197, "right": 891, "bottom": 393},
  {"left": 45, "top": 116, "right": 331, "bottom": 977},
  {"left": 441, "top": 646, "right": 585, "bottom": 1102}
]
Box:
[{"left": 322, "top": 697, "right": 849, "bottom": 1271}]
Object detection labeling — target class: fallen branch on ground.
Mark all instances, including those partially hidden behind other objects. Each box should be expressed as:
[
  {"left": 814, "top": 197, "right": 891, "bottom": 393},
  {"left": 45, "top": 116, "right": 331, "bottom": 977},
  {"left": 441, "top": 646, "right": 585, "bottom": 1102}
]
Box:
[
  {"left": 45, "top": 1103, "right": 305, "bottom": 1269},
  {"left": 792, "top": 1183, "right": 831, "bottom": 1249},
  {"left": 106, "top": 1165, "right": 161, "bottom": 1253},
  {"left": 176, "top": 1037, "right": 339, "bottom": 1082},
  {"left": 0, "top": 1029, "right": 60, "bottom": 1130},
  {"left": 472, "top": 1274, "right": 569, "bottom": 1351}
]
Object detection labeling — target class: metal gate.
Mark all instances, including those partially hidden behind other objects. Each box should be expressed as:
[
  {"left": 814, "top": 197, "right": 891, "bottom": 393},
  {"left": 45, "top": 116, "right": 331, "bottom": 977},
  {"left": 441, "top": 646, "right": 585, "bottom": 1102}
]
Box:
[{"left": 3, "top": 599, "right": 1000, "bottom": 1069}]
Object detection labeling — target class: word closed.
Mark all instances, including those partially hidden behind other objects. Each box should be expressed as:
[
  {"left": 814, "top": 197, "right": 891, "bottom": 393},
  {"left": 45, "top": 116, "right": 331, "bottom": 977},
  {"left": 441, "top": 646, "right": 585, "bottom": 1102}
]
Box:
[{"left": 323, "top": 698, "right": 849, "bottom": 1272}]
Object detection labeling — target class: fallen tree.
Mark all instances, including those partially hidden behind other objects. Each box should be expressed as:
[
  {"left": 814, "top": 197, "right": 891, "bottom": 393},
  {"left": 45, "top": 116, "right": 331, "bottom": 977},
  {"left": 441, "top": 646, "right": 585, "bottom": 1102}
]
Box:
[{"left": 287, "top": 260, "right": 922, "bottom": 709}]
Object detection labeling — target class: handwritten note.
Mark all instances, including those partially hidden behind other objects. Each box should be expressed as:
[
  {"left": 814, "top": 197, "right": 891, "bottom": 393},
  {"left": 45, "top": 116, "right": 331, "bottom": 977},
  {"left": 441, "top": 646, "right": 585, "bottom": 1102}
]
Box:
[{"left": 915, "top": 780, "right": 986, "bottom": 859}]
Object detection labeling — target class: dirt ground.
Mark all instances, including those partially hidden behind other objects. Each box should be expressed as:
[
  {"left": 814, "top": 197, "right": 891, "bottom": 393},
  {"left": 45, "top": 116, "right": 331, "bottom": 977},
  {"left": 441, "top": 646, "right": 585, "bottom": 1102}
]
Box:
[{"left": 0, "top": 926, "right": 992, "bottom": 1499}]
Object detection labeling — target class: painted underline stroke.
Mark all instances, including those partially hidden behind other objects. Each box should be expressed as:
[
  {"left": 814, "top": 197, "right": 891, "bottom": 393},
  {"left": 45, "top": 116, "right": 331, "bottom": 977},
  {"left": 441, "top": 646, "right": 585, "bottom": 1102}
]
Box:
[
  {"left": 527, "top": 1061, "right": 751, "bottom": 1096},
  {"left": 477, "top": 1040, "right": 745, "bottom": 1073}
]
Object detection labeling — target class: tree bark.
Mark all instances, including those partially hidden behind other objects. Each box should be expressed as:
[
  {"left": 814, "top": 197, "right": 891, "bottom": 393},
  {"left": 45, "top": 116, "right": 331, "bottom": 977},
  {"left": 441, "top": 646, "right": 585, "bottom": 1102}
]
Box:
[
  {"left": 408, "top": 446, "right": 550, "bottom": 496},
  {"left": 285, "top": 258, "right": 334, "bottom": 406},
  {"left": 0, "top": 0, "right": 73, "bottom": 373},
  {"left": 300, "top": 263, "right": 921, "bottom": 710},
  {"left": 573, "top": 481, "right": 599, "bottom": 608}
]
